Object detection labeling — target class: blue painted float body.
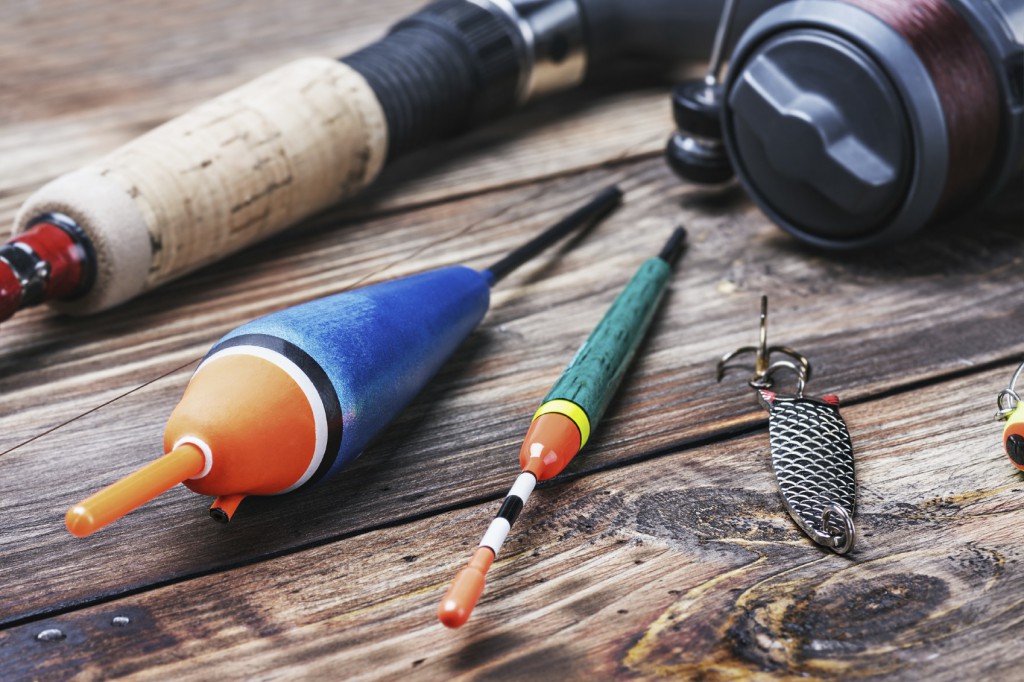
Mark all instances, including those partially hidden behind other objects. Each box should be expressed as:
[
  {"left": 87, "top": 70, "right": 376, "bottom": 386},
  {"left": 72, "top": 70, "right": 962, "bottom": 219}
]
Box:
[{"left": 215, "top": 265, "right": 491, "bottom": 483}]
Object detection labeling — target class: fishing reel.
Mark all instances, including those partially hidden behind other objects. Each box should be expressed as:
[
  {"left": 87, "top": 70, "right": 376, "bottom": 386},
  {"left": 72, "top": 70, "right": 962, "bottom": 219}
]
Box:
[{"left": 667, "top": 0, "right": 1024, "bottom": 249}]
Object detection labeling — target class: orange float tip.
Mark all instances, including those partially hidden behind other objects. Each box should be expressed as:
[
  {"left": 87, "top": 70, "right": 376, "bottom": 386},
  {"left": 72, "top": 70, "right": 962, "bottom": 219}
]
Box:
[
  {"left": 519, "top": 411, "right": 583, "bottom": 480},
  {"left": 438, "top": 547, "right": 495, "bottom": 629},
  {"left": 65, "top": 444, "right": 207, "bottom": 538},
  {"left": 209, "top": 494, "right": 248, "bottom": 523}
]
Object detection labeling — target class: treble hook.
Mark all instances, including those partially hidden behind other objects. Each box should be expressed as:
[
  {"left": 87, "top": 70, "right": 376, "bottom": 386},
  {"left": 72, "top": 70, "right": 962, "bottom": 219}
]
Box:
[{"left": 716, "top": 296, "right": 812, "bottom": 395}]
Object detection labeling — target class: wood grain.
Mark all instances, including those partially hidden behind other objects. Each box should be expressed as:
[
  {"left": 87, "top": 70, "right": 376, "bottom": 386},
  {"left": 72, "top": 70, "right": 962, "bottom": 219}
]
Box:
[
  {"left": 2, "top": 159, "right": 1024, "bottom": 627},
  {"left": 2, "top": 367, "right": 1021, "bottom": 680},
  {"left": 2, "top": 0, "right": 1024, "bottom": 678}
]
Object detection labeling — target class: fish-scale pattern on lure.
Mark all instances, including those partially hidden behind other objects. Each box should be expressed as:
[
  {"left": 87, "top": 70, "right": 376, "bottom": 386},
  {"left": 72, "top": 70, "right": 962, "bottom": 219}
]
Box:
[
  {"left": 717, "top": 296, "right": 858, "bottom": 555},
  {"left": 759, "top": 390, "right": 856, "bottom": 543}
]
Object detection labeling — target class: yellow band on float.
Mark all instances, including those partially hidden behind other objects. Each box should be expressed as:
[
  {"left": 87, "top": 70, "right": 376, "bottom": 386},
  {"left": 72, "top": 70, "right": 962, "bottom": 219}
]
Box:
[{"left": 533, "top": 399, "right": 591, "bottom": 447}]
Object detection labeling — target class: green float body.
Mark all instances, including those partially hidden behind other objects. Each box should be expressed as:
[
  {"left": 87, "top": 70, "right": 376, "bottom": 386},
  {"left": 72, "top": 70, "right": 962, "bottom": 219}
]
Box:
[{"left": 540, "top": 257, "right": 672, "bottom": 444}]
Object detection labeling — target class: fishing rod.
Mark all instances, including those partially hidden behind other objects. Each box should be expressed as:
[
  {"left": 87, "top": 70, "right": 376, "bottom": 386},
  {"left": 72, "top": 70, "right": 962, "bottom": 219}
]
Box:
[
  {"left": 64, "top": 185, "right": 621, "bottom": 537},
  {"left": 0, "top": 0, "right": 778, "bottom": 325},
  {"left": 438, "top": 225, "right": 687, "bottom": 628}
]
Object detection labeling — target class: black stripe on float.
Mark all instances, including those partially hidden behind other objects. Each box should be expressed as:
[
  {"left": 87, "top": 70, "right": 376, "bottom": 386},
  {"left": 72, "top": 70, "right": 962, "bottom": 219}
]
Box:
[
  {"left": 497, "top": 496, "right": 524, "bottom": 525},
  {"left": 206, "top": 333, "right": 343, "bottom": 489}
]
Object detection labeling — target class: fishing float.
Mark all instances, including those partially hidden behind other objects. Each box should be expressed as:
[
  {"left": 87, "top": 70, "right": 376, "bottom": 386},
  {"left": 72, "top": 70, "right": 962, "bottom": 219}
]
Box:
[
  {"left": 438, "top": 225, "right": 687, "bottom": 628},
  {"left": 65, "top": 185, "right": 622, "bottom": 537}
]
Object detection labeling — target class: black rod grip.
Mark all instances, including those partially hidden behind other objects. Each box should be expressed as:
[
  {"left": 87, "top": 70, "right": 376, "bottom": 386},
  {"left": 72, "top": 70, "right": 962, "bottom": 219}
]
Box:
[{"left": 343, "top": 0, "right": 524, "bottom": 159}]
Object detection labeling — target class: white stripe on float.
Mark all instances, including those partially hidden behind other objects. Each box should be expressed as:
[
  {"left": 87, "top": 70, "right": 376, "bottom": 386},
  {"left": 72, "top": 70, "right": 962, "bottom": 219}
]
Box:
[
  {"left": 195, "top": 344, "right": 328, "bottom": 493},
  {"left": 508, "top": 472, "right": 536, "bottom": 505},
  {"left": 479, "top": 517, "right": 512, "bottom": 554},
  {"left": 174, "top": 435, "right": 214, "bottom": 480}
]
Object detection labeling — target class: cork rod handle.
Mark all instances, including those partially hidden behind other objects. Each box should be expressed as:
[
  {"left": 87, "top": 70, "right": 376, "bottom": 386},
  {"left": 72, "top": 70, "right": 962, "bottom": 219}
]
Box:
[{"left": 15, "top": 58, "right": 388, "bottom": 315}]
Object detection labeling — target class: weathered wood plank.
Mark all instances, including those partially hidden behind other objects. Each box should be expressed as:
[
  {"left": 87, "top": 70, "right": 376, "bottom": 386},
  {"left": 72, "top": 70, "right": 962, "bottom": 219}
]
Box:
[
  {"left": 0, "top": 0, "right": 408, "bottom": 218},
  {"left": 2, "top": 366, "right": 1020, "bottom": 680},
  {"left": 5, "top": 0, "right": 1023, "bottom": 677},
  {"left": 2, "top": 159, "right": 1023, "bottom": 625},
  {"left": 0, "top": 0, "right": 407, "bottom": 122}
]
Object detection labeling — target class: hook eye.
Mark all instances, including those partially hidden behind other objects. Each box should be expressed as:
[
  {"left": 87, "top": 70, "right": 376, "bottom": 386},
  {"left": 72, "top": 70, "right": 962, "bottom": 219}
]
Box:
[
  {"left": 997, "top": 359, "right": 1024, "bottom": 421},
  {"left": 996, "top": 389, "right": 1021, "bottom": 421},
  {"left": 766, "top": 345, "right": 812, "bottom": 384},
  {"left": 820, "top": 503, "right": 856, "bottom": 555},
  {"left": 753, "top": 359, "right": 807, "bottom": 396}
]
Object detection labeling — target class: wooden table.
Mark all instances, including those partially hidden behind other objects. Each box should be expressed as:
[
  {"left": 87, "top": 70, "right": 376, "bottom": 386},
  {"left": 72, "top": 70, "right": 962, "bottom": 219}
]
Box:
[{"left": 2, "top": 1, "right": 1022, "bottom": 679}]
